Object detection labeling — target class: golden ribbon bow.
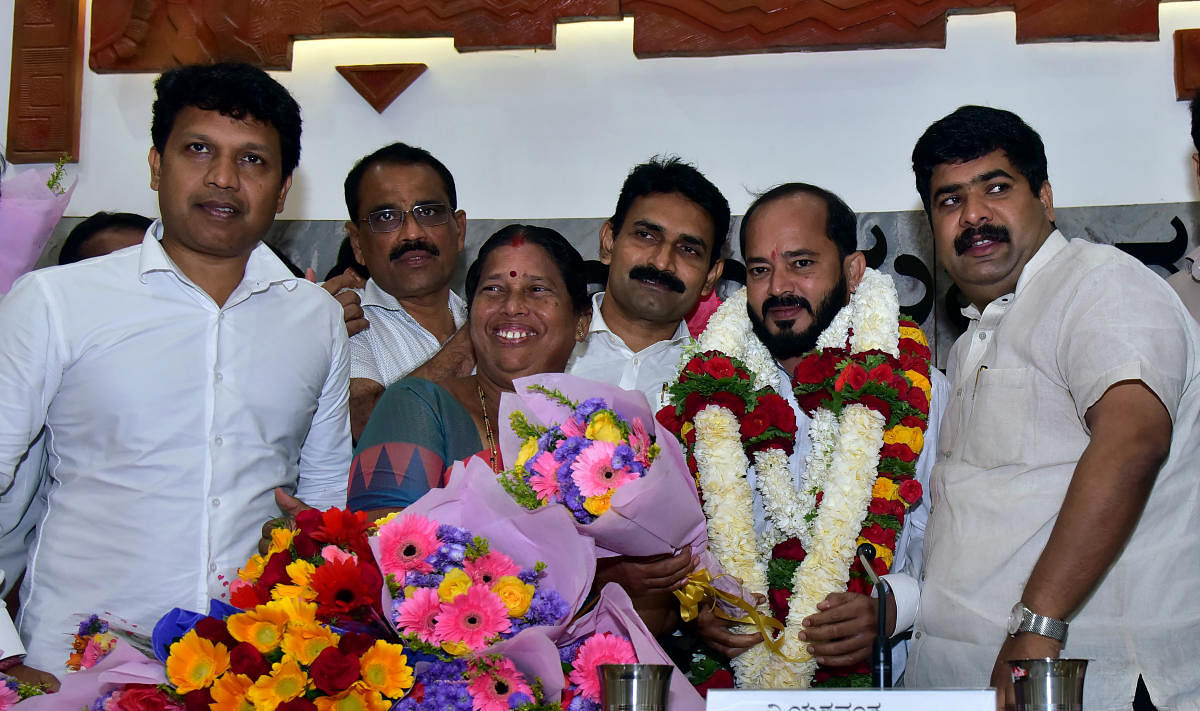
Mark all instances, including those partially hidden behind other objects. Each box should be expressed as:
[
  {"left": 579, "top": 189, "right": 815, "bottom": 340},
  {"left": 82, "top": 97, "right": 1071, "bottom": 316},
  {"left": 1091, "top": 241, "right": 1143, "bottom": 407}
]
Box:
[{"left": 672, "top": 569, "right": 803, "bottom": 661}]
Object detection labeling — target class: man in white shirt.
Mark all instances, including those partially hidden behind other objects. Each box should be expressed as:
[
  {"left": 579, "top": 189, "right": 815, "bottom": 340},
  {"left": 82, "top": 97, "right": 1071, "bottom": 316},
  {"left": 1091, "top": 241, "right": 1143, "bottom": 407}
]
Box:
[
  {"left": 694, "top": 183, "right": 948, "bottom": 685},
  {"left": 342, "top": 143, "right": 468, "bottom": 439},
  {"left": 566, "top": 156, "right": 729, "bottom": 635},
  {"left": 1167, "top": 91, "right": 1200, "bottom": 321},
  {"left": 905, "top": 106, "right": 1200, "bottom": 710},
  {"left": 0, "top": 62, "right": 351, "bottom": 672}
]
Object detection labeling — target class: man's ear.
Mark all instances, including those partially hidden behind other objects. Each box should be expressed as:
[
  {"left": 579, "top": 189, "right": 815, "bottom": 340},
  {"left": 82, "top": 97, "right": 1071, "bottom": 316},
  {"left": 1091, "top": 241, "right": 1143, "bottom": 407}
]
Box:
[
  {"left": 148, "top": 147, "right": 161, "bottom": 191},
  {"left": 844, "top": 251, "right": 867, "bottom": 293},
  {"left": 1038, "top": 180, "right": 1055, "bottom": 224},
  {"left": 274, "top": 174, "right": 293, "bottom": 214},
  {"left": 454, "top": 209, "right": 467, "bottom": 253},
  {"left": 598, "top": 221, "right": 616, "bottom": 266},
  {"left": 1193, "top": 153, "right": 1199, "bottom": 193},
  {"left": 700, "top": 258, "right": 725, "bottom": 298},
  {"left": 346, "top": 221, "right": 366, "bottom": 266},
  {"left": 575, "top": 310, "right": 593, "bottom": 341}
]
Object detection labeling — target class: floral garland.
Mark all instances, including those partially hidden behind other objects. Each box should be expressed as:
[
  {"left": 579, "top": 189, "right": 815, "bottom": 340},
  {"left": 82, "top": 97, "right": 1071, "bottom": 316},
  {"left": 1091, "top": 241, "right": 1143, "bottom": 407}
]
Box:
[{"left": 659, "top": 274, "right": 932, "bottom": 688}]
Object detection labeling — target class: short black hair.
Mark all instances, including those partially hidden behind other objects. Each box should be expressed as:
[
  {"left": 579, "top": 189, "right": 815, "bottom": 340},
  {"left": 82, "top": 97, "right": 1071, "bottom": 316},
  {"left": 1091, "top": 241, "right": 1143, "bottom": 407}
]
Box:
[
  {"left": 58, "top": 211, "right": 153, "bottom": 265},
  {"left": 609, "top": 156, "right": 730, "bottom": 266},
  {"left": 740, "top": 183, "right": 858, "bottom": 261},
  {"left": 1190, "top": 90, "right": 1200, "bottom": 153},
  {"left": 344, "top": 142, "right": 457, "bottom": 223},
  {"left": 465, "top": 224, "right": 589, "bottom": 315},
  {"left": 912, "top": 105, "right": 1048, "bottom": 213},
  {"left": 151, "top": 63, "right": 302, "bottom": 179}
]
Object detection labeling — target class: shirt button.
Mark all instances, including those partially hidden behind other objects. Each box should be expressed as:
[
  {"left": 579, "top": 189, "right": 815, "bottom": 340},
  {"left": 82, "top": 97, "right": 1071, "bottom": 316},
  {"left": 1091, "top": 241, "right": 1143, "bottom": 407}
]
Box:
[
  {"left": 209, "top": 563, "right": 217, "bottom": 572},
  {"left": 955, "top": 388, "right": 962, "bottom": 397},
  {"left": 210, "top": 498, "right": 220, "bottom": 507},
  {"left": 214, "top": 435, "right": 224, "bottom": 447},
  {"left": 977, "top": 332, "right": 987, "bottom": 340},
  {"left": 214, "top": 371, "right": 223, "bottom": 383},
  {"left": 942, "top": 449, "right": 951, "bottom": 458},
  {"left": 914, "top": 630, "right": 922, "bottom": 639}
]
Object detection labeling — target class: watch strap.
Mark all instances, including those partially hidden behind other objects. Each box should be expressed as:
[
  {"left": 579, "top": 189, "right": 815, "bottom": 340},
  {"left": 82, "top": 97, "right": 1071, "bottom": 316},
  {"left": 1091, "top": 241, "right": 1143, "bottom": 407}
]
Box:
[{"left": 1018, "top": 606, "right": 1069, "bottom": 642}]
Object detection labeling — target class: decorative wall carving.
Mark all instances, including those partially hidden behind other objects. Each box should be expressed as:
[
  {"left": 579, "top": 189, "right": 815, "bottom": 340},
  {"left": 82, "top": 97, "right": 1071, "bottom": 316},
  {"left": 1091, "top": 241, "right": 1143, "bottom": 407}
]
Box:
[
  {"left": 336, "top": 64, "right": 427, "bottom": 113},
  {"left": 6, "top": 0, "right": 85, "bottom": 163},
  {"left": 1176, "top": 29, "right": 1200, "bottom": 100}
]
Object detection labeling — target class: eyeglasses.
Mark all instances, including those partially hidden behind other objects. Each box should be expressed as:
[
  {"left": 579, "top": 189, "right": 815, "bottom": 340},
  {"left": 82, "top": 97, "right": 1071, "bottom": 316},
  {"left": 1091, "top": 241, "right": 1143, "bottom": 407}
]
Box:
[{"left": 361, "top": 203, "right": 451, "bottom": 233}]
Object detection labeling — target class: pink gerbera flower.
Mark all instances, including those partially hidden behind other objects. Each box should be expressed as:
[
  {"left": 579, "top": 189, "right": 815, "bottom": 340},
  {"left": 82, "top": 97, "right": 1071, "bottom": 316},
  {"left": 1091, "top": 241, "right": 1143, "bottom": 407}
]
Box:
[
  {"left": 433, "top": 586, "right": 511, "bottom": 650},
  {"left": 569, "top": 633, "right": 638, "bottom": 701},
  {"left": 468, "top": 657, "right": 533, "bottom": 711},
  {"left": 464, "top": 551, "right": 520, "bottom": 588},
  {"left": 560, "top": 417, "right": 586, "bottom": 438},
  {"left": 320, "top": 544, "right": 355, "bottom": 564},
  {"left": 570, "top": 441, "right": 637, "bottom": 497},
  {"left": 393, "top": 586, "right": 442, "bottom": 643},
  {"left": 377, "top": 514, "right": 439, "bottom": 582},
  {"left": 0, "top": 684, "right": 19, "bottom": 709},
  {"left": 630, "top": 417, "right": 652, "bottom": 466}
]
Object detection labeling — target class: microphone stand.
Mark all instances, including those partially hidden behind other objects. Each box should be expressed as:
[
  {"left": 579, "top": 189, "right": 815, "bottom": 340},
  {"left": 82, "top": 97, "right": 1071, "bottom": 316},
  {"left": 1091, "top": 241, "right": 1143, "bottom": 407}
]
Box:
[{"left": 856, "top": 543, "right": 892, "bottom": 688}]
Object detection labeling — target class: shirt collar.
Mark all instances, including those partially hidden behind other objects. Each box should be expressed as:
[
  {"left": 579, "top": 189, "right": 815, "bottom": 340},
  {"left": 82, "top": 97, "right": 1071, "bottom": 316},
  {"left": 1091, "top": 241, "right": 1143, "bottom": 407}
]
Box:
[
  {"left": 588, "top": 291, "right": 691, "bottom": 342},
  {"left": 960, "top": 229, "right": 1067, "bottom": 321},
  {"left": 138, "top": 220, "right": 299, "bottom": 293},
  {"left": 361, "top": 279, "right": 466, "bottom": 318}
]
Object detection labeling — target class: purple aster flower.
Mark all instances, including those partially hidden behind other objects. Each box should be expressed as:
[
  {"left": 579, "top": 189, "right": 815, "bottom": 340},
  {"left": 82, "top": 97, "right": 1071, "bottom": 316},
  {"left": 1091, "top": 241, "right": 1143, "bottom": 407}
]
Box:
[
  {"left": 406, "top": 571, "right": 444, "bottom": 588},
  {"left": 517, "top": 568, "right": 539, "bottom": 584},
  {"left": 525, "top": 589, "right": 569, "bottom": 626},
  {"left": 611, "top": 443, "right": 636, "bottom": 470},
  {"left": 575, "top": 398, "right": 606, "bottom": 418},
  {"left": 558, "top": 638, "right": 585, "bottom": 664},
  {"left": 554, "top": 436, "right": 588, "bottom": 463},
  {"left": 508, "top": 691, "right": 533, "bottom": 708}
]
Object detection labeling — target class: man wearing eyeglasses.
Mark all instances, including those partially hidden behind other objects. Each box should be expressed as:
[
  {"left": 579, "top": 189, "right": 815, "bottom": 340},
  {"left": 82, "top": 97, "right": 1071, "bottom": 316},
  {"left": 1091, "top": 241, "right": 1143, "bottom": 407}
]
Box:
[{"left": 342, "top": 143, "right": 467, "bottom": 440}]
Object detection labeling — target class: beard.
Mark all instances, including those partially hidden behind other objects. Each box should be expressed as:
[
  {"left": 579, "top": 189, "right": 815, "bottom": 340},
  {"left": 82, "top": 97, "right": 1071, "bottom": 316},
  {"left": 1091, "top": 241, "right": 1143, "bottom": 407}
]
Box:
[{"left": 748, "top": 275, "right": 849, "bottom": 362}]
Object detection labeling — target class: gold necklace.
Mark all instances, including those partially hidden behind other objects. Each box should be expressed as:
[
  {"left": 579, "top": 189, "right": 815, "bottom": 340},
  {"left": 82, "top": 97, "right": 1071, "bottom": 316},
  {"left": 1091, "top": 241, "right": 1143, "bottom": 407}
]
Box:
[{"left": 475, "top": 379, "right": 500, "bottom": 473}]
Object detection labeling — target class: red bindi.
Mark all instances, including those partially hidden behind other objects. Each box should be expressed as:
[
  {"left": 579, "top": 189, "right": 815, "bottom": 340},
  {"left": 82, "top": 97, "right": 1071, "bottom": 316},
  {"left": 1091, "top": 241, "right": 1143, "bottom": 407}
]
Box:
[
  {"left": 509, "top": 270, "right": 517, "bottom": 278},
  {"left": 510, "top": 234, "right": 526, "bottom": 247},
  {"left": 770, "top": 248, "right": 779, "bottom": 261}
]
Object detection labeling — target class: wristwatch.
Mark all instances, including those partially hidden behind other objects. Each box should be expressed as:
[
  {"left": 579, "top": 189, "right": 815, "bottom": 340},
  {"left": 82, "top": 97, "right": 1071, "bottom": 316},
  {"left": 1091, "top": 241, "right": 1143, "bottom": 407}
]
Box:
[{"left": 1007, "top": 601, "right": 1068, "bottom": 642}]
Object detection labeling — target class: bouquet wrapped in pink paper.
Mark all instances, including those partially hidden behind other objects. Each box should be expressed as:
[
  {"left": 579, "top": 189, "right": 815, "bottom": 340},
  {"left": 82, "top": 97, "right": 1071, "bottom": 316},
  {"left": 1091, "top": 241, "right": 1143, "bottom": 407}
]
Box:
[
  {"left": 11, "top": 640, "right": 166, "bottom": 710},
  {"left": 0, "top": 165, "right": 76, "bottom": 294},
  {"left": 372, "top": 456, "right": 595, "bottom": 652},
  {"left": 557, "top": 583, "right": 704, "bottom": 711}
]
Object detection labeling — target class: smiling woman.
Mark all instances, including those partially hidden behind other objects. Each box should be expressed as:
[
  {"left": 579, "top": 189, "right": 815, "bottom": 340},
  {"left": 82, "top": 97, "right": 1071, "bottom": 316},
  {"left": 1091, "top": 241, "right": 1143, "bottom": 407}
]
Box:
[{"left": 347, "top": 225, "right": 592, "bottom": 519}]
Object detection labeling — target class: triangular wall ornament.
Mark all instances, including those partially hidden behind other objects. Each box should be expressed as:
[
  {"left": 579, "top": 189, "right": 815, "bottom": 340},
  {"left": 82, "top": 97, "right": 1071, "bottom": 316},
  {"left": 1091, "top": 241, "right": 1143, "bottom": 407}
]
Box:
[{"left": 336, "top": 63, "right": 428, "bottom": 113}]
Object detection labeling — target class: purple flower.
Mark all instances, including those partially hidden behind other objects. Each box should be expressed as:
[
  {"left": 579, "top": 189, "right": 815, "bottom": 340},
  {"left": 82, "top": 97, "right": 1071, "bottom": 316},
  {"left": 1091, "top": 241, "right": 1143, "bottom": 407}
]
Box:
[
  {"left": 611, "top": 443, "right": 636, "bottom": 470},
  {"left": 554, "top": 436, "right": 588, "bottom": 463},
  {"left": 406, "top": 571, "right": 444, "bottom": 589},
  {"left": 517, "top": 568, "right": 539, "bottom": 584},
  {"left": 575, "top": 398, "right": 606, "bottom": 418},
  {"left": 525, "top": 589, "right": 569, "bottom": 626},
  {"left": 558, "top": 638, "right": 585, "bottom": 664},
  {"left": 76, "top": 614, "right": 108, "bottom": 637},
  {"left": 508, "top": 691, "right": 533, "bottom": 708}
]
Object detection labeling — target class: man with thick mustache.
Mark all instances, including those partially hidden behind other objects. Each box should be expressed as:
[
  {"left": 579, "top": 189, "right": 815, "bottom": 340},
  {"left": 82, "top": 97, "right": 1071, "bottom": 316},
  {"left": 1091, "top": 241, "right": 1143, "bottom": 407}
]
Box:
[
  {"left": 694, "top": 183, "right": 949, "bottom": 684},
  {"left": 566, "top": 156, "right": 728, "bottom": 636},
  {"left": 342, "top": 143, "right": 467, "bottom": 440},
  {"left": 905, "top": 106, "right": 1200, "bottom": 711}
]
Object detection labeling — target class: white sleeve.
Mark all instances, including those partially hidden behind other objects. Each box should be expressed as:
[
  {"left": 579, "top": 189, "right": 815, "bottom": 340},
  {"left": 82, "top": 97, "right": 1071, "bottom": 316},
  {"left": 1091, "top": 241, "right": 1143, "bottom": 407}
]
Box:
[
  {"left": 295, "top": 311, "right": 352, "bottom": 510},
  {"left": 0, "top": 571, "right": 23, "bottom": 660}
]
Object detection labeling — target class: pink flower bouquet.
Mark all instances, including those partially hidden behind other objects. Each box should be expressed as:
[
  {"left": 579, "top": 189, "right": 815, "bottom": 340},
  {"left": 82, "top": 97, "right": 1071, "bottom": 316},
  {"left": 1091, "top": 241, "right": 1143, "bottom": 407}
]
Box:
[{"left": 0, "top": 166, "right": 76, "bottom": 294}]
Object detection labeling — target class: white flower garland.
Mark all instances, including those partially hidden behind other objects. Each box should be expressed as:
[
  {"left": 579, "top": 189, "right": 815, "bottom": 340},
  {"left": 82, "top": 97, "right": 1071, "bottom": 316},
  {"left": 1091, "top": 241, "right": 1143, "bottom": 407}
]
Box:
[{"left": 683, "top": 273, "right": 902, "bottom": 688}]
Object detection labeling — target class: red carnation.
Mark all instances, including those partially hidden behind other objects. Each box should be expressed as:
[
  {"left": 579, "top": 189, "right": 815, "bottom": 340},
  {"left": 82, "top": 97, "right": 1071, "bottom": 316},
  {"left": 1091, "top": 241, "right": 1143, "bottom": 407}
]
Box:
[
  {"left": 309, "top": 646, "right": 361, "bottom": 695},
  {"left": 193, "top": 617, "right": 236, "bottom": 648},
  {"left": 834, "top": 363, "right": 868, "bottom": 392},
  {"left": 796, "top": 390, "right": 831, "bottom": 416},
  {"left": 682, "top": 392, "right": 708, "bottom": 421},
  {"left": 906, "top": 387, "right": 929, "bottom": 414},
  {"left": 685, "top": 357, "right": 706, "bottom": 375},
  {"left": 898, "top": 478, "right": 923, "bottom": 504},
  {"left": 113, "top": 686, "right": 175, "bottom": 711},
  {"left": 867, "top": 363, "right": 894, "bottom": 383},
  {"left": 792, "top": 353, "right": 836, "bottom": 384},
  {"left": 183, "top": 689, "right": 213, "bottom": 711},
  {"left": 889, "top": 374, "right": 911, "bottom": 397},
  {"left": 709, "top": 390, "right": 747, "bottom": 417},
  {"left": 856, "top": 394, "right": 892, "bottom": 422},
  {"left": 655, "top": 405, "right": 682, "bottom": 434},
  {"left": 768, "top": 588, "right": 792, "bottom": 622},
  {"left": 740, "top": 409, "right": 770, "bottom": 440},
  {"left": 846, "top": 577, "right": 871, "bottom": 596},
  {"left": 276, "top": 700, "right": 318, "bottom": 711},
  {"left": 900, "top": 415, "right": 925, "bottom": 428},
  {"left": 862, "top": 524, "right": 897, "bottom": 549},
  {"left": 873, "top": 557, "right": 890, "bottom": 578},
  {"left": 772, "top": 537, "right": 807, "bottom": 562},
  {"left": 229, "top": 641, "right": 270, "bottom": 679},
  {"left": 758, "top": 393, "right": 796, "bottom": 434},
  {"left": 702, "top": 356, "right": 737, "bottom": 379},
  {"left": 880, "top": 442, "right": 917, "bottom": 463}
]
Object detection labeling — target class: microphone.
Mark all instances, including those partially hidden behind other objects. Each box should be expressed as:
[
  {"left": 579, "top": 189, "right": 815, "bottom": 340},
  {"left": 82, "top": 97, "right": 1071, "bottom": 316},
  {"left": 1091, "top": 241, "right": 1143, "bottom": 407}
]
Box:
[{"left": 857, "top": 543, "right": 892, "bottom": 689}]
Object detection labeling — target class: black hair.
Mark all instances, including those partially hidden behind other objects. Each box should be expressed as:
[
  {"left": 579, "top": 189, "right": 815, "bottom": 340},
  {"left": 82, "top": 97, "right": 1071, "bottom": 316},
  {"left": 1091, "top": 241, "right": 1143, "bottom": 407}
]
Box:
[
  {"left": 739, "top": 183, "right": 858, "bottom": 261},
  {"left": 58, "top": 212, "right": 153, "bottom": 265},
  {"left": 343, "top": 142, "right": 457, "bottom": 223},
  {"left": 1190, "top": 90, "right": 1200, "bottom": 153},
  {"left": 911, "top": 105, "right": 1048, "bottom": 213},
  {"left": 609, "top": 156, "right": 730, "bottom": 266},
  {"left": 464, "top": 224, "right": 589, "bottom": 314},
  {"left": 324, "top": 235, "right": 370, "bottom": 282},
  {"left": 151, "top": 63, "right": 302, "bottom": 179}
]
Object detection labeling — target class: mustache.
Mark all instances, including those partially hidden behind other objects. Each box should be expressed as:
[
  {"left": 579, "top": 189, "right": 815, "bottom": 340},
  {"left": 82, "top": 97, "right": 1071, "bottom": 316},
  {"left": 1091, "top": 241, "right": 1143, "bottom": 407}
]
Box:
[
  {"left": 761, "top": 294, "right": 813, "bottom": 322},
  {"left": 389, "top": 239, "right": 441, "bottom": 261},
  {"left": 953, "top": 224, "right": 1011, "bottom": 256},
  {"left": 628, "top": 265, "right": 686, "bottom": 294}
]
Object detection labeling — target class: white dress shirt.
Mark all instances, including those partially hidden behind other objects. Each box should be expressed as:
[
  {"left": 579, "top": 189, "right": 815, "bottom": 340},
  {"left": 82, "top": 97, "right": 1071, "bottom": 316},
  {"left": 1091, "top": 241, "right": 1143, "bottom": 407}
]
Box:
[
  {"left": 907, "top": 232, "right": 1200, "bottom": 710},
  {"left": 0, "top": 224, "right": 351, "bottom": 670},
  {"left": 0, "top": 571, "right": 22, "bottom": 661},
  {"left": 565, "top": 292, "right": 691, "bottom": 410},
  {"left": 349, "top": 279, "right": 466, "bottom": 387},
  {"left": 747, "top": 361, "right": 949, "bottom": 683},
  {"left": 1167, "top": 245, "right": 1200, "bottom": 322}
]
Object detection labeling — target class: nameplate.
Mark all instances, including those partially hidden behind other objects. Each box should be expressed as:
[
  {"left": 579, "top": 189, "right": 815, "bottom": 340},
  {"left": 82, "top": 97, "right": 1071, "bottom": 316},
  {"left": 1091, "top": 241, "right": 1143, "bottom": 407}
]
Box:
[{"left": 705, "top": 688, "right": 996, "bottom": 711}]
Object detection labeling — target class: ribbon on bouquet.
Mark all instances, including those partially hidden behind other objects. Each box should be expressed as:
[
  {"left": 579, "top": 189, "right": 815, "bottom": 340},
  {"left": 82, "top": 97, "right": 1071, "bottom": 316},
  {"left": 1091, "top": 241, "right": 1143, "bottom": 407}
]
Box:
[{"left": 672, "top": 569, "right": 802, "bottom": 661}]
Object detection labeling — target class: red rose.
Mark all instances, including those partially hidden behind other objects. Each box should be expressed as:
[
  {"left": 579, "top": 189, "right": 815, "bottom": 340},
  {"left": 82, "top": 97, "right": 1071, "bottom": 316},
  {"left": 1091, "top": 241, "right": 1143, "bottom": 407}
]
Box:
[
  {"left": 338, "top": 632, "right": 376, "bottom": 657},
  {"left": 686, "top": 454, "right": 698, "bottom": 475},
  {"left": 276, "top": 700, "right": 318, "bottom": 711},
  {"left": 900, "top": 415, "right": 925, "bottom": 428},
  {"left": 114, "top": 686, "right": 175, "bottom": 711},
  {"left": 866, "top": 363, "right": 894, "bottom": 383},
  {"left": 229, "top": 641, "right": 270, "bottom": 679},
  {"left": 683, "top": 425, "right": 697, "bottom": 446},
  {"left": 709, "top": 391, "right": 747, "bottom": 417},
  {"left": 702, "top": 356, "right": 737, "bottom": 380},
  {"left": 309, "top": 646, "right": 361, "bottom": 695},
  {"left": 834, "top": 363, "right": 868, "bottom": 392},
  {"left": 862, "top": 524, "right": 897, "bottom": 549},
  {"left": 880, "top": 442, "right": 917, "bottom": 463},
  {"left": 898, "top": 351, "right": 926, "bottom": 373},
  {"left": 768, "top": 588, "right": 792, "bottom": 622},
  {"left": 682, "top": 392, "right": 708, "bottom": 421},
  {"left": 856, "top": 394, "right": 892, "bottom": 422},
  {"left": 193, "top": 617, "right": 235, "bottom": 648},
  {"left": 757, "top": 394, "right": 796, "bottom": 434},
  {"left": 868, "top": 498, "right": 891, "bottom": 515},
  {"left": 899, "top": 338, "right": 931, "bottom": 360},
  {"left": 772, "top": 537, "right": 807, "bottom": 562},
  {"left": 791, "top": 353, "right": 835, "bottom": 384},
  {"left": 734, "top": 367, "right": 752, "bottom": 381},
  {"left": 898, "top": 479, "right": 923, "bottom": 504},
  {"left": 295, "top": 508, "right": 323, "bottom": 535},
  {"left": 183, "top": 689, "right": 213, "bottom": 711},
  {"left": 257, "top": 551, "right": 294, "bottom": 591},
  {"left": 748, "top": 436, "right": 793, "bottom": 457},
  {"left": 693, "top": 668, "right": 735, "bottom": 697},
  {"left": 292, "top": 531, "right": 318, "bottom": 558},
  {"left": 889, "top": 374, "right": 911, "bottom": 397},
  {"left": 795, "top": 390, "right": 831, "bottom": 416},
  {"left": 740, "top": 409, "right": 770, "bottom": 440},
  {"left": 655, "top": 405, "right": 682, "bottom": 434},
  {"left": 905, "top": 387, "right": 929, "bottom": 414}
]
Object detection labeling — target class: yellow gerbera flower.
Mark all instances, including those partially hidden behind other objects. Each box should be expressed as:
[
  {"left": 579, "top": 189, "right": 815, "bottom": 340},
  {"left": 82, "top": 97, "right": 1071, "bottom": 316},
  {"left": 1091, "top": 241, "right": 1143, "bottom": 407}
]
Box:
[
  {"left": 491, "top": 576, "right": 535, "bottom": 617},
  {"left": 583, "top": 491, "right": 614, "bottom": 516},
  {"left": 898, "top": 325, "right": 928, "bottom": 346},
  {"left": 247, "top": 656, "right": 310, "bottom": 707},
  {"left": 314, "top": 685, "right": 392, "bottom": 711},
  {"left": 514, "top": 437, "right": 539, "bottom": 468},
  {"left": 209, "top": 672, "right": 255, "bottom": 711},
  {"left": 238, "top": 554, "right": 266, "bottom": 583},
  {"left": 165, "top": 630, "right": 230, "bottom": 693},
  {"left": 872, "top": 477, "right": 899, "bottom": 501},
  {"left": 268, "top": 527, "right": 296, "bottom": 555},
  {"left": 280, "top": 621, "right": 340, "bottom": 665},
  {"left": 271, "top": 583, "right": 314, "bottom": 603},
  {"left": 585, "top": 412, "right": 622, "bottom": 444},
  {"left": 227, "top": 599, "right": 310, "bottom": 653},
  {"left": 358, "top": 640, "right": 414, "bottom": 698},
  {"left": 286, "top": 558, "right": 317, "bottom": 588},
  {"left": 883, "top": 425, "right": 924, "bottom": 452},
  {"left": 438, "top": 567, "right": 472, "bottom": 603}
]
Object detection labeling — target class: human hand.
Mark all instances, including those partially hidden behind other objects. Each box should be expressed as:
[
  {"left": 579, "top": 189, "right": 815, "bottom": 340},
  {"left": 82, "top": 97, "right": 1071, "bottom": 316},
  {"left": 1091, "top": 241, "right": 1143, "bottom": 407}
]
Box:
[
  {"left": 798, "top": 591, "right": 891, "bottom": 668},
  {"left": 991, "top": 634, "right": 1061, "bottom": 711},
  {"left": 692, "top": 599, "right": 764, "bottom": 658},
  {"left": 593, "top": 549, "right": 696, "bottom": 597},
  {"left": 312, "top": 268, "right": 368, "bottom": 337},
  {"left": 4, "top": 661, "right": 60, "bottom": 692},
  {"left": 257, "top": 487, "right": 314, "bottom": 555}
]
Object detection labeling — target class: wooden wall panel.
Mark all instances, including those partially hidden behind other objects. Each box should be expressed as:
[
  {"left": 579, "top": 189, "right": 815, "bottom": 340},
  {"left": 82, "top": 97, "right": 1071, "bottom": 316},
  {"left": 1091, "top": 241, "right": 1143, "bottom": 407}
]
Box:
[{"left": 7, "top": 0, "right": 85, "bottom": 163}]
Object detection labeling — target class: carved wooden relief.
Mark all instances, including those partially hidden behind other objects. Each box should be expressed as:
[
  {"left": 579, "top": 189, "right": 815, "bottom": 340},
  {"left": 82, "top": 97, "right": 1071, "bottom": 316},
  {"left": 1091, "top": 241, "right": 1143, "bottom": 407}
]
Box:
[
  {"left": 7, "top": 0, "right": 84, "bottom": 163},
  {"left": 336, "top": 64, "right": 427, "bottom": 113},
  {"left": 1176, "top": 29, "right": 1200, "bottom": 100}
]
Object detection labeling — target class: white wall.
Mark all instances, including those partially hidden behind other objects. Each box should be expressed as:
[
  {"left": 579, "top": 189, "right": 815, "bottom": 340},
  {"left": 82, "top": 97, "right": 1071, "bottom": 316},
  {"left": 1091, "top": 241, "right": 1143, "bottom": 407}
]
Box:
[{"left": 4, "top": 3, "right": 1200, "bottom": 220}]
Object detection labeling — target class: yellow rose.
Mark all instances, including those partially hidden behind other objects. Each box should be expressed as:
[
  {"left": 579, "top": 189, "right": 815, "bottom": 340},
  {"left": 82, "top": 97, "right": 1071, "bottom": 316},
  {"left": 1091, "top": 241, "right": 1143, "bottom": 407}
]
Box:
[
  {"left": 491, "top": 576, "right": 535, "bottom": 617},
  {"left": 583, "top": 491, "right": 614, "bottom": 516},
  {"left": 441, "top": 640, "right": 470, "bottom": 657},
  {"left": 515, "top": 437, "right": 539, "bottom": 468},
  {"left": 883, "top": 425, "right": 924, "bottom": 452},
  {"left": 898, "top": 325, "right": 929, "bottom": 346},
  {"left": 585, "top": 412, "right": 623, "bottom": 444},
  {"left": 872, "top": 477, "right": 899, "bottom": 501},
  {"left": 857, "top": 536, "right": 894, "bottom": 568},
  {"left": 438, "top": 568, "right": 472, "bottom": 603},
  {"left": 906, "top": 370, "right": 932, "bottom": 399}
]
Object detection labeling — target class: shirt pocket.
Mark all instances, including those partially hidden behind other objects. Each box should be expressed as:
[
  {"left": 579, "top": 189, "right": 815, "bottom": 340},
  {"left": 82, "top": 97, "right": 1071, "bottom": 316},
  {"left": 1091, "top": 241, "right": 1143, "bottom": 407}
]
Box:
[{"left": 961, "top": 367, "right": 1030, "bottom": 470}]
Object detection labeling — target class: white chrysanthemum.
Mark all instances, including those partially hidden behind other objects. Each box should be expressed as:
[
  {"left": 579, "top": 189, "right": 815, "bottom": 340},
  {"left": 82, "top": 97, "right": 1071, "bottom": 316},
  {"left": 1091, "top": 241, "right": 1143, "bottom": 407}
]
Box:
[{"left": 698, "top": 288, "right": 780, "bottom": 392}]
